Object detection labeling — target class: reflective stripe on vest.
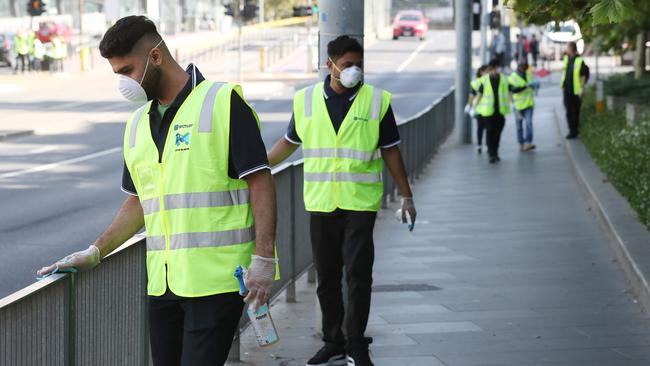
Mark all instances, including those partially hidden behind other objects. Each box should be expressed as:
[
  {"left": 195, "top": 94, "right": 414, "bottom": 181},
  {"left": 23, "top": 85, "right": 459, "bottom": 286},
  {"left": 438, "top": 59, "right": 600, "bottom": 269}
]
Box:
[
  {"left": 123, "top": 81, "right": 263, "bottom": 297},
  {"left": 302, "top": 147, "right": 381, "bottom": 161},
  {"left": 294, "top": 82, "right": 389, "bottom": 213},
  {"left": 304, "top": 172, "right": 382, "bottom": 183},
  {"left": 147, "top": 226, "right": 255, "bottom": 251},
  {"left": 141, "top": 189, "right": 250, "bottom": 215}
]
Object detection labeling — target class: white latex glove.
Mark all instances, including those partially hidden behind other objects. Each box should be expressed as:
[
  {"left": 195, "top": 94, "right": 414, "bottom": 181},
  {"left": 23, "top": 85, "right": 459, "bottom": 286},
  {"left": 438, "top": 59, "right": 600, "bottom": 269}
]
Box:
[
  {"left": 401, "top": 197, "right": 417, "bottom": 229},
  {"left": 36, "top": 245, "right": 101, "bottom": 277},
  {"left": 244, "top": 255, "right": 277, "bottom": 311},
  {"left": 464, "top": 104, "right": 471, "bottom": 114},
  {"left": 470, "top": 107, "right": 478, "bottom": 118}
]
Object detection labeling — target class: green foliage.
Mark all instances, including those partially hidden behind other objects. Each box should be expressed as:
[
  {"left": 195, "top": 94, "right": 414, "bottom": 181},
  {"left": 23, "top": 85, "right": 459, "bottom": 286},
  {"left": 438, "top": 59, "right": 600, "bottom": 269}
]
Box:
[
  {"left": 589, "top": 0, "right": 636, "bottom": 24},
  {"left": 580, "top": 85, "right": 650, "bottom": 228},
  {"left": 603, "top": 72, "right": 650, "bottom": 102}
]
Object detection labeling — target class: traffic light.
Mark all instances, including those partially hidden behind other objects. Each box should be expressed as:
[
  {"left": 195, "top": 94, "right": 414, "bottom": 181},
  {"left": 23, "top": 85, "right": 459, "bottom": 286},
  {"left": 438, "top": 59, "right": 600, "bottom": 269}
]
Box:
[
  {"left": 27, "top": 0, "right": 46, "bottom": 16},
  {"left": 292, "top": 6, "right": 313, "bottom": 17},
  {"left": 242, "top": 0, "right": 258, "bottom": 21},
  {"left": 224, "top": 3, "right": 234, "bottom": 16},
  {"left": 472, "top": 0, "right": 481, "bottom": 31},
  {"left": 489, "top": 10, "right": 501, "bottom": 29}
]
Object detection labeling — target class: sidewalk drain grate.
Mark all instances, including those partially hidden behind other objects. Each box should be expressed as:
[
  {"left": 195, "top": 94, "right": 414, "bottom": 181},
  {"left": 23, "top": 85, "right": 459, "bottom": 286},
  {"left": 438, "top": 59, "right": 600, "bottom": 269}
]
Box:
[{"left": 372, "top": 284, "right": 441, "bottom": 292}]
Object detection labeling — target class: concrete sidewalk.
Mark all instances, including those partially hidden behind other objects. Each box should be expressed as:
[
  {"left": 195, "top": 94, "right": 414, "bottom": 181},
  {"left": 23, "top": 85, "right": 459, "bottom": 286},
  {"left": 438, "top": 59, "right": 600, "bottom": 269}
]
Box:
[{"left": 232, "top": 82, "right": 650, "bottom": 366}]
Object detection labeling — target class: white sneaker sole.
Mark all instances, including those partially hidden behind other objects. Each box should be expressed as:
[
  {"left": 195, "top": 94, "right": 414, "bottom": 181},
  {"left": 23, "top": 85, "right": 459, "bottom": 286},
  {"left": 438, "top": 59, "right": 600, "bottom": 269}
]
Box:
[{"left": 306, "top": 355, "right": 346, "bottom": 366}]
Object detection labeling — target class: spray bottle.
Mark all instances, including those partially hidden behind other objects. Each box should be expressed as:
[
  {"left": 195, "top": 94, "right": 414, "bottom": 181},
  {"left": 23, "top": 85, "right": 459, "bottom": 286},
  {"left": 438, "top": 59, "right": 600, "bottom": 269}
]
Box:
[
  {"left": 395, "top": 208, "right": 415, "bottom": 231},
  {"left": 234, "top": 265, "right": 279, "bottom": 346}
]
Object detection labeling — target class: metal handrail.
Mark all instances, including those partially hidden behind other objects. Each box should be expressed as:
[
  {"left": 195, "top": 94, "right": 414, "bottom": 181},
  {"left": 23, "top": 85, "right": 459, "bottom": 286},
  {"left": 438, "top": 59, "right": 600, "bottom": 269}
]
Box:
[{"left": 0, "top": 88, "right": 455, "bottom": 365}]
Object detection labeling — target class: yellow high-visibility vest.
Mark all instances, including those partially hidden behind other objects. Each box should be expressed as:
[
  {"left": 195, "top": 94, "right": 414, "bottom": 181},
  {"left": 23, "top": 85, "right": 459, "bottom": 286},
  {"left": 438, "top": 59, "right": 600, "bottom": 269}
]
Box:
[
  {"left": 508, "top": 70, "right": 535, "bottom": 110},
  {"left": 476, "top": 74, "right": 511, "bottom": 117},
  {"left": 124, "top": 81, "right": 260, "bottom": 297},
  {"left": 294, "top": 82, "right": 390, "bottom": 213},
  {"left": 561, "top": 55, "right": 584, "bottom": 96}
]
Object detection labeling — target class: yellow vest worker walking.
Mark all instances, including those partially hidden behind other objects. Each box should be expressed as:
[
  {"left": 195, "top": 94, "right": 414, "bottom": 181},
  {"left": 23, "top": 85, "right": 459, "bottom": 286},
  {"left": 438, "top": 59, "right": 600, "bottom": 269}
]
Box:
[
  {"left": 560, "top": 41, "right": 589, "bottom": 139},
  {"left": 268, "top": 35, "right": 416, "bottom": 366},
  {"left": 474, "top": 58, "right": 511, "bottom": 163},
  {"left": 467, "top": 64, "right": 487, "bottom": 153},
  {"left": 508, "top": 60, "right": 537, "bottom": 151},
  {"left": 36, "top": 16, "right": 278, "bottom": 366}
]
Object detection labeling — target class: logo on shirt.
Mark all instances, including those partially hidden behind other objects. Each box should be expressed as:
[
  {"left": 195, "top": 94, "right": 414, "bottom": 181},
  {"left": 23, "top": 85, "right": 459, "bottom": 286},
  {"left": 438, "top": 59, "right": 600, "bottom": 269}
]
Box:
[
  {"left": 175, "top": 132, "right": 191, "bottom": 152},
  {"left": 353, "top": 116, "right": 369, "bottom": 122},
  {"left": 174, "top": 123, "right": 193, "bottom": 131}
]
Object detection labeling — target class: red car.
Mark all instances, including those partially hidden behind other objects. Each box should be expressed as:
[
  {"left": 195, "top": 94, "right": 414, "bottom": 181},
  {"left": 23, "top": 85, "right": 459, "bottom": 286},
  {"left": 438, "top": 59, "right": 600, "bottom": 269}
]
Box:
[
  {"left": 393, "top": 10, "right": 428, "bottom": 41},
  {"left": 36, "top": 22, "right": 72, "bottom": 43}
]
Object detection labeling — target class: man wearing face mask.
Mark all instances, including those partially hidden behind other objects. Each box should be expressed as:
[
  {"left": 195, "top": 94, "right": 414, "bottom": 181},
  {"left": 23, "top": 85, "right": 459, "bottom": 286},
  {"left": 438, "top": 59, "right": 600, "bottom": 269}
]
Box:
[
  {"left": 36, "top": 16, "right": 278, "bottom": 366},
  {"left": 268, "top": 35, "right": 415, "bottom": 366}
]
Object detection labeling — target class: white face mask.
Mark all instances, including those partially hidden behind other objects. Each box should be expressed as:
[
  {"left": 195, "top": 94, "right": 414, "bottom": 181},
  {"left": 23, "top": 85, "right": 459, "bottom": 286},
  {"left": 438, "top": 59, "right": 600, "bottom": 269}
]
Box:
[
  {"left": 118, "top": 39, "right": 163, "bottom": 103},
  {"left": 330, "top": 58, "right": 363, "bottom": 89}
]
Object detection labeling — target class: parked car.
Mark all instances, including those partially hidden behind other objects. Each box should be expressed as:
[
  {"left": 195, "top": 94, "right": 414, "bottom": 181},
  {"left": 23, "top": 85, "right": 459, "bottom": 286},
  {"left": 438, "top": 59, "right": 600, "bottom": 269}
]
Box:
[
  {"left": 0, "top": 33, "right": 14, "bottom": 67},
  {"left": 393, "top": 10, "right": 428, "bottom": 41},
  {"left": 540, "top": 20, "right": 584, "bottom": 61}
]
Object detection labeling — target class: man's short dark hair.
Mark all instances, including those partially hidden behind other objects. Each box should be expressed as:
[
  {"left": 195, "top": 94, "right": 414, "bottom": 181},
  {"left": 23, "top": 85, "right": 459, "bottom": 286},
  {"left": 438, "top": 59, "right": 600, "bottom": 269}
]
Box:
[
  {"left": 488, "top": 58, "right": 500, "bottom": 69},
  {"left": 567, "top": 41, "right": 577, "bottom": 53},
  {"left": 476, "top": 65, "right": 487, "bottom": 78},
  {"left": 100, "top": 15, "right": 160, "bottom": 58},
  {"left": 327, "top": 35, "right": 364, "bottom": 61}
]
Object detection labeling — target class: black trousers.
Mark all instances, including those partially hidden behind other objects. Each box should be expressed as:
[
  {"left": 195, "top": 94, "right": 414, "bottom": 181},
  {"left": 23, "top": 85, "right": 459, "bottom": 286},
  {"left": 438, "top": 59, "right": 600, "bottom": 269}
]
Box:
[
  {"left": 14, "top": 54, "right": 29, "bottom": 73},
  {"left": 310, "top": 210, "right": 376, "bottom": 351},
  {"left": 564, "top": 92, "right": 582, "bottom": 136},
  {"left": 485, "top": 114, "right": 505, "bottom": 158},
  {"left": 149, "top": 292, "right": 244, "bottom": 366},
  {"left": 476, "top": 116, "right": 487, "bottom": 145}
]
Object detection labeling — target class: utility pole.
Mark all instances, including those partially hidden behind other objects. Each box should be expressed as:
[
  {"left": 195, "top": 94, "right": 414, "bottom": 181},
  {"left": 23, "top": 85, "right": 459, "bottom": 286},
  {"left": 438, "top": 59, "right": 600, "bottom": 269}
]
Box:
[
  {"left": 479, "top": 0, "right": 488, "bottom": 64},
  {"left": 317, "top": 0, "right": 364, "bottom": 80},
  {"left": 233, "top": 0, "right": 244, "bottom": 84},
  {"left": 258, "top": 0, "right": 264, "bottom": 24},
  {"left": 455, "top": 0, "right": 472, "bottom": 144}
]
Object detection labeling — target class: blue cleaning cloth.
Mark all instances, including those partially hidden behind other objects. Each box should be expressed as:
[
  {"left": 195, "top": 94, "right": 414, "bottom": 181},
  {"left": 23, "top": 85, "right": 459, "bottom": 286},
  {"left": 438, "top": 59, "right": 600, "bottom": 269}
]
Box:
[{"left": 36, "top": 266, "right": 77, "bottom": 281}]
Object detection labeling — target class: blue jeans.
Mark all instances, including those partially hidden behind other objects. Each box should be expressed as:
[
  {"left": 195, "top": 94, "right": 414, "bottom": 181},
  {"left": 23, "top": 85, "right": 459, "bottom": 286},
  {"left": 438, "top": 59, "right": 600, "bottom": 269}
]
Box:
[{"left": 515, "top": 107, "right": 534, "bottom": 144}]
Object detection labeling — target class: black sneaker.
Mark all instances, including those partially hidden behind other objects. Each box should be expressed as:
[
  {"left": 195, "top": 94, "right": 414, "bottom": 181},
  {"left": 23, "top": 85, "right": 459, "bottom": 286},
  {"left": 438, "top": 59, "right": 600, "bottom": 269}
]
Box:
[
  {"left": 306, "top": 344, "right": 346, "bottom": 366},
  {"left": 346, "top": 347, "right": 374, "bottom": 366}
]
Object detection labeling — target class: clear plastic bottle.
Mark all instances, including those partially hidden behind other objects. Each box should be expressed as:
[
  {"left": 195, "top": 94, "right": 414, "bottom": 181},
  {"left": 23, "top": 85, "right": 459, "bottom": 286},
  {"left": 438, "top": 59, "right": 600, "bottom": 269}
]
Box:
[{"left": 234, "top": 265, "right": 279, "bottom": 346}]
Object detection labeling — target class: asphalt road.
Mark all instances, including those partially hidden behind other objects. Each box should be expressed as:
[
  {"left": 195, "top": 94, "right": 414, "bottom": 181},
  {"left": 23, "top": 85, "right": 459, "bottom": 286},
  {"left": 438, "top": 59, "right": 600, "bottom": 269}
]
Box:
[{"left": 0, "top": 30, "right": 458, "bottom": 298}]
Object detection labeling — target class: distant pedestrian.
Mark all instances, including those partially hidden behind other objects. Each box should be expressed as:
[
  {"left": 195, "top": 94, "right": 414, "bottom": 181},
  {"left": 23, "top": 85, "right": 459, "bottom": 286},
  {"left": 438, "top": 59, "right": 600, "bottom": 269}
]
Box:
[
  {"left": 530, "top": 34, "right": 539, "bottom": 67},
  {"left": 32, "top": 38, "right": 45, "bottom": 72},
  {"left": 50, "top": 35, "right": 66, "bottom": 72},
  {"left": 509, "top": 60, "right": 537, "bottom": 151},
  {"left": 475, "top": 59, "right": 511, "bottom": 163},
  {"left": 468, "top": 64, "right": 488, "bottom": 153},
  {"left": 13, "top": 31, "right": 31, "bottom": 73},
  {"left": 493, "top": 32, "right": 506, "bottom": 67},
  {"left": 561, "top": 41, "right": 589, "bottom": 139}
]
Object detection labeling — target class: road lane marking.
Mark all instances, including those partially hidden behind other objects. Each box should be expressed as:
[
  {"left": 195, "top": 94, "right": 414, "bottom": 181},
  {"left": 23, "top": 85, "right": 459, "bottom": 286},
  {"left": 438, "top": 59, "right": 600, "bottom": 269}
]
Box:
[
  {"left": 396, "top": 41, "right": 430, "bottom": 73},
  {"left": 0, "top": 147, "right": 121, "bottom": 180}
]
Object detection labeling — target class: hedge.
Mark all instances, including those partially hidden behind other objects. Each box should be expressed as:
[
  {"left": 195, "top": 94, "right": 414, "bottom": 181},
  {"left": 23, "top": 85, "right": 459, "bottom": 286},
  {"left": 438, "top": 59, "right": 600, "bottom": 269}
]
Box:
[{"left": 581, "top": 86, "right": 650, "bottom": 229}]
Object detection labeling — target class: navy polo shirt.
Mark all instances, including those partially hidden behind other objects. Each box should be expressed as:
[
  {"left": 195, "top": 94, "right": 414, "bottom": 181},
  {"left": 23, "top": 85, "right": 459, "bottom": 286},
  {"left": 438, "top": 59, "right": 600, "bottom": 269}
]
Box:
[
  {"left": 284, "top": 75, "right": 401, "bottom": 149},
  {"left": 121, "top": 64, "right": 270, "bottom": 196}
]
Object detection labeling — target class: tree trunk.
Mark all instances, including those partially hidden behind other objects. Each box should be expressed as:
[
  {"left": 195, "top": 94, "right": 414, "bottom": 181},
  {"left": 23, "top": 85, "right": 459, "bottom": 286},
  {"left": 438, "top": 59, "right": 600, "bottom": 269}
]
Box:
[{"left": 634, "top": 31, "right": 647, "bottom": 80}]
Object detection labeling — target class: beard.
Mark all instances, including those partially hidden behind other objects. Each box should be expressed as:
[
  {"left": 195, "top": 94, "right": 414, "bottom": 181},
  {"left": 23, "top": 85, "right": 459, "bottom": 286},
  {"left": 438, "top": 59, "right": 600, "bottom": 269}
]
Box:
[{"left": 141, "top": 66, "right": 162, "bottom": 101}]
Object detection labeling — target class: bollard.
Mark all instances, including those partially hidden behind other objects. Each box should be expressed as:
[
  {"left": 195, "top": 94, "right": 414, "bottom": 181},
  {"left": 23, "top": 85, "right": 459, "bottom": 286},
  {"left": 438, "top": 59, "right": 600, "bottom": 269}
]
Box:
[
  {"left": 79, "top": 47, "right": 89, "bottom": 72},
  {"left": 596, "top": 80, "right": 605, "bottom": 113},
  {"left": 260, "top": 47, "right": 266, "bottom": 72}
]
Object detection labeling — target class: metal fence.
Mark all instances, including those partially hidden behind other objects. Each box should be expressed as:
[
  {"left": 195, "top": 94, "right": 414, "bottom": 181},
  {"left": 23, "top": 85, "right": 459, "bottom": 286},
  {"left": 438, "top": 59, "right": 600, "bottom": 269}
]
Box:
[{"left": 0, "top": 88, "right": 454, "bottom": 365}]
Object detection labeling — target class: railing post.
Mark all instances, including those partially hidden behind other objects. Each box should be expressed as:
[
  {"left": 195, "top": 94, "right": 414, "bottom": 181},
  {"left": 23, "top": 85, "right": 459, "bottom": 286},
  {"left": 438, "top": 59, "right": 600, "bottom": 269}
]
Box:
[
  {"left": 286, "top": 167, "right": 297, "bottom": 303},
  {"left": 64, "top": 274, "right": 76, "bottom": 366}
]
